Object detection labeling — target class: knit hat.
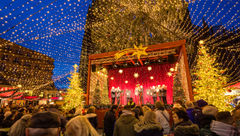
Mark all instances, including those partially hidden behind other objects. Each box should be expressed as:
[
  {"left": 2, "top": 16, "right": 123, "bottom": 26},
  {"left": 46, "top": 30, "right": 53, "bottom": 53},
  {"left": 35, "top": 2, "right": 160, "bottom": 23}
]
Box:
[
  {"left": 197, "top": 99, "right": 208, "bottom": 108},
  {"left": 202, "top": 106, "right": 218, "bottom": 116}
]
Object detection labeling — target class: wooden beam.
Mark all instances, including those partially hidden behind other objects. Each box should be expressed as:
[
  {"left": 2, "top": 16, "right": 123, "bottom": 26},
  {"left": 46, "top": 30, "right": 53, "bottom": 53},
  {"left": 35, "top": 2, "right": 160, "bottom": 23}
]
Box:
[
  {"left": 181, "top": 44, "right": 194, "bottom": 101},
  {"left": 86, "top": 58, "right": 91, "bottom": 105},
  {"left": 89, "top": 40, "right": 186, "bottom": 60}
]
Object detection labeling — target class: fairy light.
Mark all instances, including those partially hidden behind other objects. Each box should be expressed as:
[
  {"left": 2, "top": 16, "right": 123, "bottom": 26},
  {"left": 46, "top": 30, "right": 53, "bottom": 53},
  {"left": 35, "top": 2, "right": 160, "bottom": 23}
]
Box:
[{"left": 0, "top": 0, "right": 239, "bottom": 92}]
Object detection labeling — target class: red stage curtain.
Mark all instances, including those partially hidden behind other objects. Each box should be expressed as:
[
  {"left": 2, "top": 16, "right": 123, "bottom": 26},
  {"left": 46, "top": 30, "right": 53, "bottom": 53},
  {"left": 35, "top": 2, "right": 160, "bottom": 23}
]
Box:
[{"left": 108, "top": 63, "right": 174, "bottom": 105}]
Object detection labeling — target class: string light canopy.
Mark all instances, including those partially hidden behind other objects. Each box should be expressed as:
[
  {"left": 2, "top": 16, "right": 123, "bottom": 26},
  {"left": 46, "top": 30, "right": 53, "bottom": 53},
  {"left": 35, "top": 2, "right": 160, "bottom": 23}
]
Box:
[
  {"left": 0, "top": 0, "right": 239, "bottom": 91},
  {"left": 80, "top": 0, "right": 240, "bottom": 91},
  {"left": 0, "top": 0, "right": 92, "bottom": 89}
]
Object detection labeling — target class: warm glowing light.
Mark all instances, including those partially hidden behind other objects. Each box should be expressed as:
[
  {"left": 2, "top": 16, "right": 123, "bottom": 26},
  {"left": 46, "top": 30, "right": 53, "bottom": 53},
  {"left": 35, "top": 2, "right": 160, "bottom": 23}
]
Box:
[
  {"left": 17, "top": 84, "right": 22, "bottom": 88},
  {"left": 147, "top": 66, "right": 152, "bottom": 71},
  {"left": 59, "top": 97, "right": 63, "bottom": 100},
  {"left": 110, "top": 77, "right": 114, "bottom": 80},
  {"left": 167, "top": 72, "right": 172, "bottom": 76},
  {"left": 125, "top": 80, "right": 128, "bottom": 84},
  {"left": 150, "top": 76, "right": 154, "bottom": 80},
  {"left": 170, "top": 68, "right": 174, "bottom": 72},
  {"left": 199, "top": 40, "right": 205, "bottom": 45},
  {"left": 119, "top": 69, "right": 123, "bottom": 74},
  {"left": 102, "top": 68, "right": 107, "bottom": 72},
  {"left": 134, "top": 73, "right": 139, "bottom": 78}
]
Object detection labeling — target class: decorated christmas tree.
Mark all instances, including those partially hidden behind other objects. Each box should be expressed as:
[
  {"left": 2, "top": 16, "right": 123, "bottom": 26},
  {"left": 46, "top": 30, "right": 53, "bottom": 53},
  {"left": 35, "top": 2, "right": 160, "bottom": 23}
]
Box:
[
  {"left": 193, "top": 42, "right": 232, "bottom": 111},
  {"left": 93, "top": 80, "right": 101, "bottom": 105},
  {"left": 63, "top": 64, "right": 84, "bottom": 111},
  {"left": 101, "top": 82, "right": 110, "bottom": 105},
  {"left": 173, "top": 67, "right": 186, "bottom": 103}
]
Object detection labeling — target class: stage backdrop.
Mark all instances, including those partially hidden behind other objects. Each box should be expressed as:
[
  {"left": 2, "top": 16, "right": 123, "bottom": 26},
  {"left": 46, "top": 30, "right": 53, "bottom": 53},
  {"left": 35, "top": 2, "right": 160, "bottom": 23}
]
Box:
[{"left": 108, "top": 63, "right": 174, "bottom": 105}]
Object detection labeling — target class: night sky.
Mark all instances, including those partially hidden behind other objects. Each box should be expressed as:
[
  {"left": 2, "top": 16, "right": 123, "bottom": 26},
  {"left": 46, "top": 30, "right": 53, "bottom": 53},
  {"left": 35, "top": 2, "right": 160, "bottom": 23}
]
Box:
[{"left": 0, "top": 0, "right": 239, "bottom": 89}]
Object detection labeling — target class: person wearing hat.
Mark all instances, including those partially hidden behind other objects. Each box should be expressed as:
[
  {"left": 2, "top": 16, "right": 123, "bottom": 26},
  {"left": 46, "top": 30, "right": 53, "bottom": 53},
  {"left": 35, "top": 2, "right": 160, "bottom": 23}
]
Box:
[
  {"left": 25, "top": 111, "right": 61, "bottom": 136},
  {"left": 113, "top": 105, "right": 138, "bottom": 136},
  {"left": 192, "top": 99, "right": 208, "bottom": 127}
]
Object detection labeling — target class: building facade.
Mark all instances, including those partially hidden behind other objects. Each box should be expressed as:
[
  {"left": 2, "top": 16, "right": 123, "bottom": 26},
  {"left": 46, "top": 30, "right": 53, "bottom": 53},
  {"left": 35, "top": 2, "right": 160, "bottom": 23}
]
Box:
[{"left": 0, "top": 38, "right": 56, "bottom": 95}]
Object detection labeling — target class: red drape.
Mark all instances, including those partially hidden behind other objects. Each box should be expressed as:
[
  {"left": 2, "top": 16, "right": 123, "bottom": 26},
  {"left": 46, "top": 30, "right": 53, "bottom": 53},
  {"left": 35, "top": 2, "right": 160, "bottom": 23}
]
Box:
[{"left": 108, "top": 63, "right": 174, "bottom": 105}]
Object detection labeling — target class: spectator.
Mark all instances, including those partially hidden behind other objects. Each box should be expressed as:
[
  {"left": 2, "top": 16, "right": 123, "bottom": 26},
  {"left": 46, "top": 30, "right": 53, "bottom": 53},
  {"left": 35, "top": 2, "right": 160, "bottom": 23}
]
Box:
[
  {"left": 211, "top": 111, "right": 239, "bottom": 136},
  {"left": 48, "top": 105, "right": 67, "bottom": 133},
  {"left": 85, "top": 106, "right": 98, "bottom": 129},
  {"left": 155, "top": 101, "right": 170, "bottom": 135},
  {"left": 25, "top": 111, "right": 61, "bottom": 136},
  {"left": 113, "top": 105, "right": 138, "bottom": 136},
  {"left": 134, "top": 110, "right": 163, "bottom": 136},
  {"left": 173, "top": 108, "right": 199, "bottom": 136},
  {"left": 65, "top": 116, "right": 99, "bottom": 136},
  {"left": 185, "top": 101, "right": 195, "bottom": 123},
  {"left": 13, "top": 108, "right": 25, "bottom": 122},
  {"left": 142, "top": 105, "right": 151, "bottom": 114},
  {"left": 0, "top": 108, "right": 4, "bottom": 127},
  {"left": 192, "top": 99, "right": 208, "bottom": 126},
  {"left": 8, "top": 114, "right": 32, "bottom": 136},
  {"left": 199, "top": 106, "right": 218, "bottom": 136},
  {"left": 104, "top": 105, "right": 118, "bottom": 136},
  {"left": 175, "top": 100, "right": 185, "bottom": 108},
  {"left": 2, "top": 110, "right": 13, "bottom": 128},
  {"left": 133, "top": 108, "right": 141, "bottom": 120},
  {"left": 127, "top": 98, "right": 136, "bottom": 108},
  {"left": 197, "top": 99, "right": 208, "bottom": 109},
  {"left": 135, "top": 106, "right": 144, "bottom": 120},
  {"left": 233, "top": 109, "right": 240, "bottom": 132}
]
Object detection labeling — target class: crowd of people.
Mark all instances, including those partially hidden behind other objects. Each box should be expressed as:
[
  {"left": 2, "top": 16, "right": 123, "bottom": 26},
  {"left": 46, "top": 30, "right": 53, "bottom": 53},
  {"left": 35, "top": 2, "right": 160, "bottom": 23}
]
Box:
[{"left": 0, "top": 99, "right": 240, "bottom": 136}]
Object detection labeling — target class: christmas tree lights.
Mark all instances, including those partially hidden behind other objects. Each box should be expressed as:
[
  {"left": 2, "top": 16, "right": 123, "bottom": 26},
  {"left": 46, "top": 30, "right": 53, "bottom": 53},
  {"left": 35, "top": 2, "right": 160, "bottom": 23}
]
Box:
[
  {"left": 193, "top": 42, "right": 232, "bottom": 111},
  {"left": 63, "top": 64, "right": 84, "bottom": 111}
]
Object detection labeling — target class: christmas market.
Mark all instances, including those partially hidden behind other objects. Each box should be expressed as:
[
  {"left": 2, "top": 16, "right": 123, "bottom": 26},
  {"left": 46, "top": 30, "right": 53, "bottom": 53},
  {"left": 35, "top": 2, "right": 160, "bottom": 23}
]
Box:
[{"left": 0, "top": 0, "right": 239, "bottom": 136}]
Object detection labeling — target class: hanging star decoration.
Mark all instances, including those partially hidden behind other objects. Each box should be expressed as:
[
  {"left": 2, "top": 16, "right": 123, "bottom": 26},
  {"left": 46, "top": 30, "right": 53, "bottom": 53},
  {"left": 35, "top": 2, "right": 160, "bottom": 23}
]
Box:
[{"left": 115, "top": 44, "right": 148, "bottom": 60}]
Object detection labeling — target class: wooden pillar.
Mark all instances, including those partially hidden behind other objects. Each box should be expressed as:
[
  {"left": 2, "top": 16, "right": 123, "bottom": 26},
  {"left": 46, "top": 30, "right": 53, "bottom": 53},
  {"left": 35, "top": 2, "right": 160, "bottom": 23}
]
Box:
[
  {"left": 86, "top": 58, "right": 91, "bottom": 105},
  {"left": 181, "top": 43, "right": 194, "bottom": 101}
]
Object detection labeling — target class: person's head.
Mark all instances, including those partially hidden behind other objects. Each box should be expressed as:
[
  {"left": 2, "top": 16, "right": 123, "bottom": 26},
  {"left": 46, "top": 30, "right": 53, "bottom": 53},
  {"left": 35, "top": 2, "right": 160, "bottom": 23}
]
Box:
[
  {"left": 65, "top": 116, "right": 99, "bottom": 136},
  {"left": 142, "top": 106, "right": 151, "bottom": 114},
  {"left": 185, "top": 101, "right": 194, "bottom": 109},
  {"left": 9, "top": 114, "right": 32, "bottom": 136},
  {"left": 110, "top": 105, "right": 118, "bottom": 112},
  {"left": 172, "top": 108, "right": 189, "bottom": 125},
  {"left": 155, "top": 101, "right": 165, "bottom": 110},
  {"left": 26, "top": 112, "right": 61, "bottom": 136},
  {"left": 233, "top": 109, "right": 240, "bottom": 128},
  {"left": 216, "top": 111, "right": 233, "bottom": 125},
  {"left": 87, "top": 106, "right": 96, "bottom": 114},
  {"left": 176, "top": 100, "right": 185, "bottom": 108},
  {"left": 143, "top": 110, "right": 157, "bottom": 124},
  {"left": 173, "top": 103, "right": 183, "bottom": 109},
  {"left": 135, "top": 106, "right": 143, "bottom": 116},
  {"left": 196, "top": 99, "right": 208, "bottom": 109},
  {"left": 123, "top": 105, "right": 131, "bottom": 111},
  {"left": 130, "top": 98, "right": 133, "bottom": 102},
  {"left": 202, "top": 106, "right": 218, "bottom": 117},
  {"left": 133, "top": 108, "right": 140, "bottom": 119}
]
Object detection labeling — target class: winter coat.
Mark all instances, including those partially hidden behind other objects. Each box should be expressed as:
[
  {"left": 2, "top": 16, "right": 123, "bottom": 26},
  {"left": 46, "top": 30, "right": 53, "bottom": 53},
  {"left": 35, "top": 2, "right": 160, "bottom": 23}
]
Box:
[
  {"left": 211, "top": 120, "right": 239, "bottom": 136},
  {"left": 199, "top": 115, "right": 218, "bottom": 136},
  {"left": 199, "top": 114, "right": 216, "bottom": 128},
  {"left": 85, "top": 113, "right": 98, "bottom": 129},
  {"left": 104, "top": 110, "right": 116, "bottom": 136},
  {"left": 174, "top": 120, "right": 200, "bottom": 136},
  {"left": 155, "top": 110, "right": 170, "bottom": 134},
  {"left": 113, "top": 111, "right": 138, "bottom": 136},
  {"left": 186, "top": 108, "right": 195, "bottom": 123},
  {"left": 134, "top": 121, "right": 163, "bottom": 136},
  {"left": 192, "top": 107, "right": 203, "bottom": 127}
]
